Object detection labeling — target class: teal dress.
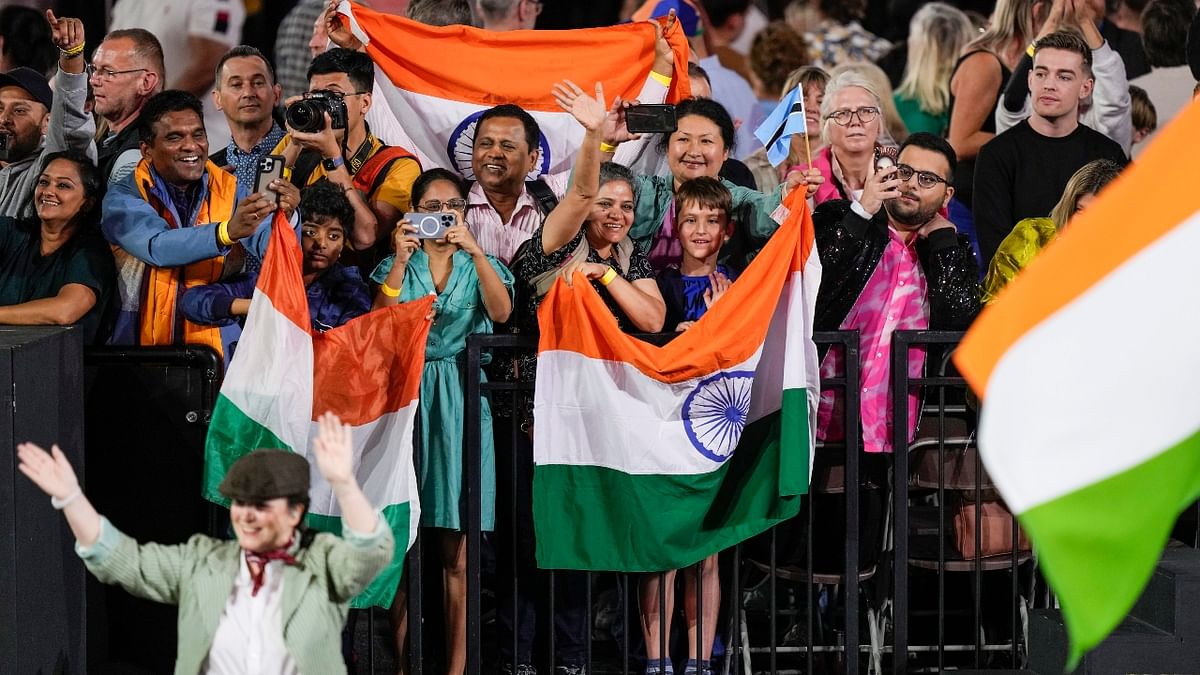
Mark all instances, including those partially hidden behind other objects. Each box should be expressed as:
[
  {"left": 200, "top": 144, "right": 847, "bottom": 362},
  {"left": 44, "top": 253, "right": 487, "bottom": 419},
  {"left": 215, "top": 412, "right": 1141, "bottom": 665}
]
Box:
[{"left": 372, "top": 250, "right": 514, "bottom": 531}]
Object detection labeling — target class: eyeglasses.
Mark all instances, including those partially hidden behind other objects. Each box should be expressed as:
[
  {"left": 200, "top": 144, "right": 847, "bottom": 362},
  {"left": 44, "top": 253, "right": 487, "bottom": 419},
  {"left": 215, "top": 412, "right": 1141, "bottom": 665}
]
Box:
[
  {"left": 825, "top": 106, "right": 880, "bottom": 126},
  {"left": 419, "top": 199, "right": 467, "bottom": 212},
  {"left": 87, "top": 65, "right": 148, "bottom": 82},
  {"left": 895, "top": 163, "right": 948, "bottom": 189}
]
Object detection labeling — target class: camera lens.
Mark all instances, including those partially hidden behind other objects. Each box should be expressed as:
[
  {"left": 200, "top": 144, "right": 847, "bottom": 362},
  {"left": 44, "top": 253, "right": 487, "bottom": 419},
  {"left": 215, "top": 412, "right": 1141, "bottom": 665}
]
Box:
[
  {"left": 285, "top": 100, "right": 325, "bottom": 133},
  {"left": 418, "top": 215, "right": 441, "bottom": 237}
]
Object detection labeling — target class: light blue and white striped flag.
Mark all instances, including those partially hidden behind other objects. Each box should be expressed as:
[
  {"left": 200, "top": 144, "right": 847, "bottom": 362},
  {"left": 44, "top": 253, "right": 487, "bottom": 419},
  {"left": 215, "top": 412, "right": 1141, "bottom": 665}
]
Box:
[{"left": 754, "top": 86, "right": 807, "bottom": 166}]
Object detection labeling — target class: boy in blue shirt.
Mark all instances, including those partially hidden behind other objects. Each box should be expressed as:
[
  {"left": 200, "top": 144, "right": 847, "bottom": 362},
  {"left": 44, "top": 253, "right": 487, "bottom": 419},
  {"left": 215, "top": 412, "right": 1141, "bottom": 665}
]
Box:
[{"left": 655, "top": 176, "right": 736, "bottom": 332}]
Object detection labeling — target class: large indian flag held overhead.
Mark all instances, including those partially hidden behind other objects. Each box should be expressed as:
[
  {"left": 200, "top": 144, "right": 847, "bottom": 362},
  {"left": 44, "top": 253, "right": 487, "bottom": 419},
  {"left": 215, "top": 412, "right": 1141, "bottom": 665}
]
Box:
[
  {"left": 955, "top": 100, "right": 1200, "bottom": 666},
  {"left": 202, "top": 212, "right": 434, "bottom": 608},
  {"left": 532, "top": 190, "right": 821, "bottom": 572},
  {"left": 338, "top": 2, "right": 690, "bottom": 177}
]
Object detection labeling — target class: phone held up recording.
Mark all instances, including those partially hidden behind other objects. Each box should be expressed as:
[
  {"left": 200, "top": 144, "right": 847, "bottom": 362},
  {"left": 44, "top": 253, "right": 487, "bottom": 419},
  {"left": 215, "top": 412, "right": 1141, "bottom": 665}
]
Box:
[
  {"left": 404, "top": 212, "right": 457, "bottom": 240},
  {"left": 255, "top": 155, "right": 286, "bottom": 205}
]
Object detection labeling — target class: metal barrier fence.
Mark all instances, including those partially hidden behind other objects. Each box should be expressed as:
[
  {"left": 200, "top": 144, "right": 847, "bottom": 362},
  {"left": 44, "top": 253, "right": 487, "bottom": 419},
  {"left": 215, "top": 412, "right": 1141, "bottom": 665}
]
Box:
[
  {"left": 414, "top": 329, "right": 1032, "bottom": 675},
  {"left": 77, "top": 334, "right": 1041, "bottom": 673}
]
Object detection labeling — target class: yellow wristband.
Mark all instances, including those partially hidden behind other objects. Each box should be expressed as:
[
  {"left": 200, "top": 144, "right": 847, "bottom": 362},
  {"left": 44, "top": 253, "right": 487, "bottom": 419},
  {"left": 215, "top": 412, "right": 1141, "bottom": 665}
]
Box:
[
  {"left": 599, "top": 267, "right": 618, "bottom": 286},
  {"left": 649, "top": 70, "right": 672, "bottom": 87},
  {"left": 599, "top": 141, "right": 619, "bottom": 153},
  {"left": 1026, "top": 43, "right": 1036, "bottom": 58},
  {"left": 60, "top": 43, "right": 85, "bottom": 57},
  {"left": 379, "top": 281, "right": 401, "bottom": 298},
  {"left": 281, "top": 166, "right": 293, "bottom": 181},
  {"left": 217, "top": 220, "right": 235, "bottom": 247}
]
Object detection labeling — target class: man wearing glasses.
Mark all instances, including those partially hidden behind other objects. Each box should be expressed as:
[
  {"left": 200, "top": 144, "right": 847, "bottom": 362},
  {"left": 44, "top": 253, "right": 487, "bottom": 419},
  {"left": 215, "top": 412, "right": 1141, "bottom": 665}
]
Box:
[
  {"left": 0, "top": 10, "right": 93, "bottom": 219},
  {"left": 794, "top": 132, "right": 981, "bottom": 580},
  {"left": 90, "top": 29, "right": 165, "bottom": 184},
  {"left": 281, "top": 48, "right": 420, "bottom": 259},
  {"left": 812, "top": 131, "right": 981, "bottom": 456}
]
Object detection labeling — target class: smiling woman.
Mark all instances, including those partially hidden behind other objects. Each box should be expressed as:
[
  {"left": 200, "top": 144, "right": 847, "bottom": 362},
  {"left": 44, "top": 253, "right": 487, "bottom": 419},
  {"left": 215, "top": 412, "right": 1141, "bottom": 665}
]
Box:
[{"left": 0, "top": 150, "right": 115, "bottom": 343}]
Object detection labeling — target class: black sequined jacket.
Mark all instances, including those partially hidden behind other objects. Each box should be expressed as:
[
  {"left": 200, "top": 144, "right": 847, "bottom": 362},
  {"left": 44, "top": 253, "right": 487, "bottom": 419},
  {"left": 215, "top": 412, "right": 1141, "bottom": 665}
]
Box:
[{"left": 812, "top": 200, "right": 981, "bottom": 331}]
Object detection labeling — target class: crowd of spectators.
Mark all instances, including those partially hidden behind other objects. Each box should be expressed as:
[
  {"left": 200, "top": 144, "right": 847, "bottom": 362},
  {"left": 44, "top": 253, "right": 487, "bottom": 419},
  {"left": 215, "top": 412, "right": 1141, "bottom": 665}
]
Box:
[{"left": 2, "top": 0, "right": 1199, "bottom": 672}]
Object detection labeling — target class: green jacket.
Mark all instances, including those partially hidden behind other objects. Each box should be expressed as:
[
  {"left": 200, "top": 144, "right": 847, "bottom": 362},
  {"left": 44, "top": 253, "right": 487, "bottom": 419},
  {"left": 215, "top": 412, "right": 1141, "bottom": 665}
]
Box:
[
  {"left": 629, "top": 174, "right": 787, "bottom": 252},
  {"left": 78, "top": 516, "right": 393, "bottom": 674}
]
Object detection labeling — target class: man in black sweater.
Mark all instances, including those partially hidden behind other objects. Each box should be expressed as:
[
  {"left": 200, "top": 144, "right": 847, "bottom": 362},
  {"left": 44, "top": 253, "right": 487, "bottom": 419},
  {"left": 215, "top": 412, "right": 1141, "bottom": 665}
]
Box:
[{"left": 973, "top": 30, "right": 1127, "bottom": 266}]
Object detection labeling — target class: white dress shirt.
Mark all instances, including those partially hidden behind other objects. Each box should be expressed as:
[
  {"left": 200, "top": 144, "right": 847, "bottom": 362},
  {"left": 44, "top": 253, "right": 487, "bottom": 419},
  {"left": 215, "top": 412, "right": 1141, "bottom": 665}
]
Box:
[{"left": 203, "top": 553, "right": 298, "bottom": 675}]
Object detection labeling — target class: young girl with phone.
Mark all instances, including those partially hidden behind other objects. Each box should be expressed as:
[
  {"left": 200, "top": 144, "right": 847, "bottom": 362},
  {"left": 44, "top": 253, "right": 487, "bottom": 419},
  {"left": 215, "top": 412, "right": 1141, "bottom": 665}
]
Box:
[{"left": 371, "top": 167, "right": 513, "bottom": 674}]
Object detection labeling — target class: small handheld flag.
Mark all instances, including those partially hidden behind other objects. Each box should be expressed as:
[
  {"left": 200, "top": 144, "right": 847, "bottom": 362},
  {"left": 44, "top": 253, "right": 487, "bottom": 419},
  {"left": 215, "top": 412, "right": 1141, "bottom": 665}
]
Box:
[{"left": 754, "top": 85, "right": 809, "bottom": 167}]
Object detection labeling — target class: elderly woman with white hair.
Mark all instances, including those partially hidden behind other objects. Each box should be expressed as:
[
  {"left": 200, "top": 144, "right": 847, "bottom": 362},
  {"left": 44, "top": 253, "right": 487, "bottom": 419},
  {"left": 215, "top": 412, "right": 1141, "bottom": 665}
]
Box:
[{"left": 799, "top": 69, "right": 900, "bottom": 207}]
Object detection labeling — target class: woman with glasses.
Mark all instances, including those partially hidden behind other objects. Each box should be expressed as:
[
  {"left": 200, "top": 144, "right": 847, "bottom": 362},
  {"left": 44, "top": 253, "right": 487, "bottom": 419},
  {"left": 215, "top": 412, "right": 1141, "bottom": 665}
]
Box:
[
  {"left": 799, "top": 69, "right": 899, "bottom": 208},
  {"left": 371, "top": 166, "right": 513, "bottom": 675}
]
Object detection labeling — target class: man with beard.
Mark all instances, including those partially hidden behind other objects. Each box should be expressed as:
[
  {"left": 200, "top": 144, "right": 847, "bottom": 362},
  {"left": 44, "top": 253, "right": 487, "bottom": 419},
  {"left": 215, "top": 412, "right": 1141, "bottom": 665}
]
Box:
[
  {"left": 812, "top": 131, "right": 981, "bottom": 455},
  {"left": 0, "top": 10, "right": 93, "bottom": 218},
  {"left": 785, "top": 132, "right": 980, "bottom": 588}
]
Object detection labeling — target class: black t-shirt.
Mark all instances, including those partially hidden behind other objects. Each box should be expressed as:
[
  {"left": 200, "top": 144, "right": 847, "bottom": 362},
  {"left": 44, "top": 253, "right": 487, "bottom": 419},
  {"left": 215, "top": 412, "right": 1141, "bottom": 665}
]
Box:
[
  {"left": 0, "top": 218, "right": 116, "bottom": 344},
  {"left": 972, "top": 120, "right": 1127, "bottom": 266}
]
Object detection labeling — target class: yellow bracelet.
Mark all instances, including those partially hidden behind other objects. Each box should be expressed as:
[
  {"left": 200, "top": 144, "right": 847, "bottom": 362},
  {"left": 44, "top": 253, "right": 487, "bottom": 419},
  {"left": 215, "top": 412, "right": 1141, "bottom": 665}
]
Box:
[
  {"left": 379, "top": 281, "right": 401, "bottom": 298},
  {"left": 1026, "top": 42, "right": 1036, "bottom": 58},
  {"left": 599, "top": 141, "right": 619, "bottom": 153},
  {"left": 217, "top": 220, "right": 235, "bottom": 247},
  {"left": 281, "top": 166, "right": 293, "bottom": 181},
  {"left": 60, "top": 43, "right": 85, "bottom": 57},
  {"left": 599, "top": 267, "right": 618, "bottom": 286},
  {"left": 649, "top": 70, "right": 672, "bottom": 87}
]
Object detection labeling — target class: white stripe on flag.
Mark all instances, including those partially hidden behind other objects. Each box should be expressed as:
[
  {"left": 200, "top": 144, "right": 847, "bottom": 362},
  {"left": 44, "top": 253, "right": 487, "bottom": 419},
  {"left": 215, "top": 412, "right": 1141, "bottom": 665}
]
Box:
[
  {"left": 222, "top": 288, "right": 313, "bottom": 454},
  {"left": 981, "top": 209, "right": 1200, "bottom": 514},
  {"left": 372, "top": 82, "right": 588, "bottom": 177},
  {"left": 534, "top": 350, "right": 762, "bottom": 475}
]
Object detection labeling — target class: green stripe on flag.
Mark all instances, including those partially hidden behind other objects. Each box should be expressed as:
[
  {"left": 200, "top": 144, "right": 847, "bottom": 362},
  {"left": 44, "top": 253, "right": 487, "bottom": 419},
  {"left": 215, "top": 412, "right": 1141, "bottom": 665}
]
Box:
[
  {"left": 203, "top": 394, "right": 292, "bottom": 506},
  {"left": 1020, "top": 426, "right": 1200, "bottom": 668},
  {"left": 307, "top": 503, "right": 412, "bottom": 609},
  {"left": 534, "top": 390, "right": 809, "bottom": 572}
]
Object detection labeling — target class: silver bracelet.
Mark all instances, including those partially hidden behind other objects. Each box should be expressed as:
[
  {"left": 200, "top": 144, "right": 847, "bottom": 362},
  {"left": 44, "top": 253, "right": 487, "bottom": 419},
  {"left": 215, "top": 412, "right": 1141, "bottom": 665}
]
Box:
[{"left": 51, "top": 487, "right": 82, "bottom": 510}]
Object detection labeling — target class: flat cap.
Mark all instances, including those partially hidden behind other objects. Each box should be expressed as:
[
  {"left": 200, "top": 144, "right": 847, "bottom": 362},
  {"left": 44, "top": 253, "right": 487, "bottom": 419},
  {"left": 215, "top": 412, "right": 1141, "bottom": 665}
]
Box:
[{"left": 218, "top": 449, "right": 311, "bottom": 502}]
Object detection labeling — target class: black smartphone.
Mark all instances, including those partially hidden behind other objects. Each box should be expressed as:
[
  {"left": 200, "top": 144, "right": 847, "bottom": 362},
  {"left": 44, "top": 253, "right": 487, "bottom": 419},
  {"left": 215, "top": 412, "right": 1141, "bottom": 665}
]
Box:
[
  {"left": 405, "top": 212, "right": 456, "bottom": 239},
  {"left": 625, "top": 104, "right": 677, "bottom": 134},
  {"left": 254, "top": 154, "right": 286, "bottom": 204}
]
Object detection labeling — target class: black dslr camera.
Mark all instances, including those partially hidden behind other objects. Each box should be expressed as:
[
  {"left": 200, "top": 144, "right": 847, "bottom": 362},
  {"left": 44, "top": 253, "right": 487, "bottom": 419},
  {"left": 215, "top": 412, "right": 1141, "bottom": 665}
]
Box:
[{"left": 285, "top": 90, "right": 349, "bottom": 133}]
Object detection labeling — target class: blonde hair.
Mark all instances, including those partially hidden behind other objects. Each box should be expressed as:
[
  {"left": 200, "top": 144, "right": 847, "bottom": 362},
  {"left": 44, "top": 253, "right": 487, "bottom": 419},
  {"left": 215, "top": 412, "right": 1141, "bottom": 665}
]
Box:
[
  {"left": 897, "top": 3, "right": 975, "bottom": 117},
  {"left": 782, "top": 65, "right": 830, "bottom": 99},
  {"left": 1048, "top": 159, "right": 1123, "bottom": 230},
  {"left": 826, "top": 63, "right": 909, "bottom": 144},
  {"left": 968, "top": 0, "right": 1039, "bottom": 57}
]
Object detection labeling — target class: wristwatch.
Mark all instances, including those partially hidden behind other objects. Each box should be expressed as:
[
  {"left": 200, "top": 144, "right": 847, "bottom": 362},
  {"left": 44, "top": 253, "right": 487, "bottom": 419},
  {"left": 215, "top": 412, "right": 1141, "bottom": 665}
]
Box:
[{"left": 322, "top": 155, "right": 345, "bottom": 172}]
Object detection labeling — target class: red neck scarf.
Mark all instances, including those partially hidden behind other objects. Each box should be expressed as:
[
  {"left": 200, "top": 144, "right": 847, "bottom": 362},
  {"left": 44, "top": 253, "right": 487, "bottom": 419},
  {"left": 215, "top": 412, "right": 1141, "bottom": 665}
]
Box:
[{"left": 244, "top": 538, "right": 298, "bottom": 597}]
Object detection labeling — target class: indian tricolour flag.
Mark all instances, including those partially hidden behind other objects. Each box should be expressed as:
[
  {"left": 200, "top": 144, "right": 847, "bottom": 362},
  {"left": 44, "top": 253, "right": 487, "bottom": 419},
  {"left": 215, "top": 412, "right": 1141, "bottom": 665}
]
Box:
[
  {"left": 955, "top": 100, "right": 1200, "bottom": 665},
  {"left": 338, "top": 2, "right": 691, "bottom": 177},
  {"left": 532, "top": 190, "right": 821, "bottom": 572},
  {"left": 202, "top": 212, "right": 434, "bottom": 608}
]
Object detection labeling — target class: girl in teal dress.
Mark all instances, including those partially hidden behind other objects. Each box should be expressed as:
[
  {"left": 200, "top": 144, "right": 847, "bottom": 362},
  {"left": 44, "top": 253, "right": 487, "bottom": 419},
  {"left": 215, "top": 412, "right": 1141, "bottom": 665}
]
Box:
[{"left": 371, "top": 168, "right": 513, "bottom": 673}]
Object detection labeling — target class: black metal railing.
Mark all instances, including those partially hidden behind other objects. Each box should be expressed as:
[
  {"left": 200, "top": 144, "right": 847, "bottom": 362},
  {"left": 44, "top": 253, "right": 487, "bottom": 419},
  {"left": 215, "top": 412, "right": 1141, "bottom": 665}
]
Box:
[{"left": 890, "top": 330, "right": 1029, "bottom": 673}]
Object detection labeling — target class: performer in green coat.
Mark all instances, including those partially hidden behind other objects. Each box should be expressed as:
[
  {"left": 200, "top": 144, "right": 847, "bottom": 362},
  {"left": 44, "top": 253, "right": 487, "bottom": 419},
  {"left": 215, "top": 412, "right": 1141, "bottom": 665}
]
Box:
[{"left": 16, "top": 412, "right": 392, "bottom": 674}]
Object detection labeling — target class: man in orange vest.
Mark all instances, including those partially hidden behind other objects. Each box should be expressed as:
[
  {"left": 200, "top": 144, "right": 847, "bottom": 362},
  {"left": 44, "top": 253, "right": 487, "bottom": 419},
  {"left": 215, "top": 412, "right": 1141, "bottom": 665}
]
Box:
[{"left": 101, "top": 90, "right": 299, "bottom": 362}]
